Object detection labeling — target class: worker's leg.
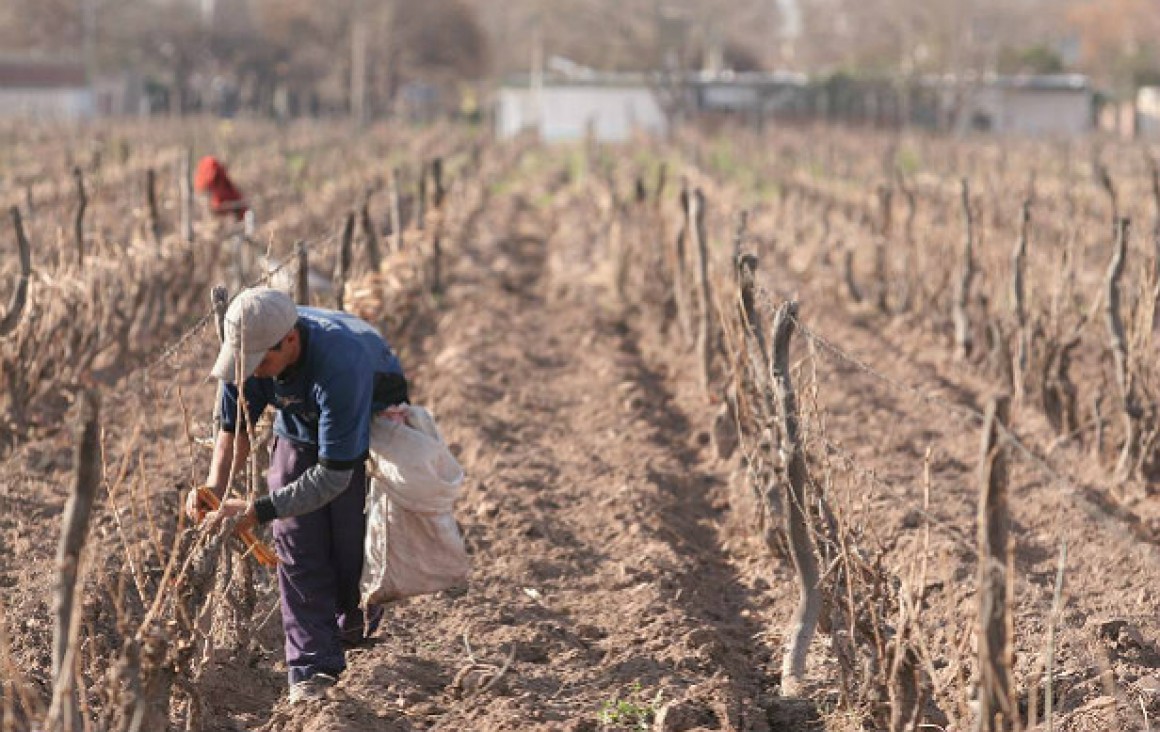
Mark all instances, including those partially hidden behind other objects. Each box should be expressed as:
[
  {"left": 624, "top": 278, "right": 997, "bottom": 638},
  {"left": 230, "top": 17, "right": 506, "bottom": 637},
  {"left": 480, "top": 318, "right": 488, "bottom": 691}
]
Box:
[
  {"left": 268, "top": 437, "right": 345, "bottom": 684},
  {"left": 327, "top": 462, "right": 382, "bottom": 646}
]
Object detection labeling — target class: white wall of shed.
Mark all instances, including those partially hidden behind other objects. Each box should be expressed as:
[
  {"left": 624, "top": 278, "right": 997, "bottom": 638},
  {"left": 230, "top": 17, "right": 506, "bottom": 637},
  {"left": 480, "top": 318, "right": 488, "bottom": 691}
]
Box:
[
  {"left": 497, "top": 86, "right": 666, "bottom": 142},
  {"left": 997, "top": 88, "right": 1091, "bottom": 135},
  {"left": 1138, "top": 87, "right": 1160, "bottom": 137},
  {"left": 0, "top": 88, "right": 95, "bottom": 118}
]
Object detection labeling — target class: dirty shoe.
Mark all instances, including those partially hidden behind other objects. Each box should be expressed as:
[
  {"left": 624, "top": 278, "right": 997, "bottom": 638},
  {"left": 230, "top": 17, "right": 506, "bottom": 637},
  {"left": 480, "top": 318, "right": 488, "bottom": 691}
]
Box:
[{"left": 288, "top": 672, "right": 337, "bottom": 704}]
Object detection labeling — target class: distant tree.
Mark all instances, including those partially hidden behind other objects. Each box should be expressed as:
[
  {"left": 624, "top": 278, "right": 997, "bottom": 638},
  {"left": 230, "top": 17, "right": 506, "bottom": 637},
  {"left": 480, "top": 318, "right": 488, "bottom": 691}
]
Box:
[
  {"left": 395, "top": 0, "right": 489, "bottom": 80},
  {"left": 0, "top": 0, "right": 83, "bottom": 55},
  {"left": 249, "top": 0, "right": 353, "bottom": 111},
  {"left": 1066, "top": 0, "right": 1160, "bottom": 90},
  {"left": 94, "top": 0, "right": 208, "bottom": 112},
  {"left": 367, "top": 0, "right": 490, "bottom": 116},
  {"left": 253, "top": 0, "right": 489, "bottom": 113},
  {"left": 463, "top": 0, "right": 783, "bottom": 75},
  {"left": 998, "top": 44, "right": 1065, "bottom": 75},
  {"left": 796, "top": 0, "right": 1068, "bottom": 76},
  {"left": 720, "top": 41, "right": 764, "bottom": 73}
]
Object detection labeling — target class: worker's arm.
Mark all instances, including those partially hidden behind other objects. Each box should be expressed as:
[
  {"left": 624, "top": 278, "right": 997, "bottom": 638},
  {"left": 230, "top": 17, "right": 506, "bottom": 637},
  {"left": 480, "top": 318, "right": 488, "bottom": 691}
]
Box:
[
  {"left": 184, "top": 426, "right": 252, "bottom": 521},
  {"left": 251, "top": 463, "right": 354, "bottom": 524},
  {"left": 206, "top": 461, "right": 353, "bottom": 529},
  {"left": 207, "top": 428, "right": 252, "bottom": 496}
]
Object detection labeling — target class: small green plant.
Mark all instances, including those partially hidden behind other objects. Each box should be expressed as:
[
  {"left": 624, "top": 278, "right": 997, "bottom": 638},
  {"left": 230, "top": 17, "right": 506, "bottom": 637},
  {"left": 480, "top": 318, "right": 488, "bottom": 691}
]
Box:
[
  {"left": 894, "top": 145, "right": 922, "bottom": 176},
  {"left": 487, "top": 175, "right": 517, "bottom": 197},
  {"left": 284, "top": 152, "right": 307, "bottom": 177},
  {"left": 565, "top": 145, "right": 588, "bottom": 185},
  {"left": 707, "top": 139, "right": 740, "bottom": 176},
  {"left": 597, "top": 682, "right": 663, "bottom": 731},
  {"left": 806, "top": 159, "right": 827, "bottom": 180},
  {"left": 533, "top": 190, "right": 555, "bottom": 209}
]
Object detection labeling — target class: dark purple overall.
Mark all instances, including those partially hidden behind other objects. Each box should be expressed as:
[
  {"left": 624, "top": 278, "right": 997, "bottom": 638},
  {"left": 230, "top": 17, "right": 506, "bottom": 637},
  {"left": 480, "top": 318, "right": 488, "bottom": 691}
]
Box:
[{"left": 269, "top": 437, "right": 378, "bottom": 684}]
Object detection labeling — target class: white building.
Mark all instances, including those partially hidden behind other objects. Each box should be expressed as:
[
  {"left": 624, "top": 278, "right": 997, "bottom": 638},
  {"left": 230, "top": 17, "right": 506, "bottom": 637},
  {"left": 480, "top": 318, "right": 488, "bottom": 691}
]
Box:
[
  {"left": 946, "top": 74, "right": 1093, "bottom": 136},
  {"left": 1137, "top": 87, "right": 1160, "bottom": 138},
  {"left": 496, "top": 72, "right": 668, "bottom": 143},
  {"left": 0, "top": 57, "right": 94, "bottom": 119}
]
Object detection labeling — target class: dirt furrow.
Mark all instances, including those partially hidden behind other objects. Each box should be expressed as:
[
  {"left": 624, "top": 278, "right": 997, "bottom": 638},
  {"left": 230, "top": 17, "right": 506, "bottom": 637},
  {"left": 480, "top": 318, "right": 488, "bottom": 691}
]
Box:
[{"left": 255, "top": 188, "right": 782, "bottom": 731}]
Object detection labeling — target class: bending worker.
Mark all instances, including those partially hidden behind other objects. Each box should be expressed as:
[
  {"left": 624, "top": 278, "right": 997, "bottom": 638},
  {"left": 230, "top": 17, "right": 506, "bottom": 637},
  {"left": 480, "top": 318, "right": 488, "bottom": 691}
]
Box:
[{"left": 186, "top": 286, "right": 408, "bottom": 703}]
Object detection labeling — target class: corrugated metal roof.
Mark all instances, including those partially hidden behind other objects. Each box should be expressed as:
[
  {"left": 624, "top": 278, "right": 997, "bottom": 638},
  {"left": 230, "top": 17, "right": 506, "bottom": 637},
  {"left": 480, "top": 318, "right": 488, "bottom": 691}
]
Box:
[
  {"left": 501, "top": 66, "right": 807, "bottom": 90},
  {"left": 992, "top": 73, "right": 1089, "bottom": 91},
  {"left": 921, "top": 72, "right": 1091, "bottom": 92}
]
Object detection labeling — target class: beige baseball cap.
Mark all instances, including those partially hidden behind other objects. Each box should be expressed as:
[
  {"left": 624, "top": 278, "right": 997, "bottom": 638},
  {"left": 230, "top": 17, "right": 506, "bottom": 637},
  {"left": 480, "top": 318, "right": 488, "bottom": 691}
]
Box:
[{"left": 211, "top": 287, "right": 299, "bottom": 382}]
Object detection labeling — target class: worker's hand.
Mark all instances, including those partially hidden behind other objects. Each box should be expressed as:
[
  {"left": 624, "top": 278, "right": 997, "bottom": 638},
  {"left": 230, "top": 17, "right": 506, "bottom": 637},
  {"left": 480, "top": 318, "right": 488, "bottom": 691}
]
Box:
[
  {"left": 185, "top": 487, "right": 210, "bottom": 523},
  {"left": 207, "top": 498, "right": 257, "bottom": 535}
]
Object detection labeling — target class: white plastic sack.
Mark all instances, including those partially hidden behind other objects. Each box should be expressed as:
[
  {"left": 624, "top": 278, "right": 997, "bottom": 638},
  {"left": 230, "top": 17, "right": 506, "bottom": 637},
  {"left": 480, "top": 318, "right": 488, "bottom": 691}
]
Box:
[{"left": 361, "top": 405, "right": 470, "bottom": 606}]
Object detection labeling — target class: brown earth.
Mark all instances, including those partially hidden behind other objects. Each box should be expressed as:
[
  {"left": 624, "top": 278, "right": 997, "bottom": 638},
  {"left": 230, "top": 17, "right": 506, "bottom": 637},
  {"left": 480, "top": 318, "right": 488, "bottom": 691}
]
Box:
[{"left": 4, "top": 134, "right": 1160, "bottom": 732}]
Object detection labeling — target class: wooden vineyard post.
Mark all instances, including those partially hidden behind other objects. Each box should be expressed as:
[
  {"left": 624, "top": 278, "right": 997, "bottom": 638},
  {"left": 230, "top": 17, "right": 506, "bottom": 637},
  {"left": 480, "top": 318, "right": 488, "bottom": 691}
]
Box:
[
  {"left": 211, "top": 285, "right": 229, "bottom": 439},
  {"left": 1105, "top": 217, "right": 1141, "bottom": 480},
  {"left": 388, "top": 167, "right": 402, "bottom": 254},
  {"left": 734, "top": 252, "right": 783, "bottom": 535},
  {"left": 771, "top": 300, "right": 820, "bottom": 697},
  {"left": 1010, "top": 200, "right": 1030, "bottom": 402},
  {"left": 654, "top": 163, "right": 667, "bottom": 207},
  {"left": 48, "top": 390, "right": 100, "bottom": 732},
  {"left": 606, "top": 174, "right": 628, "bottom": 303},
  {"left": 976, "top": 394, "right": 1012, "bottom": 732},
  {"left": 672, "top": 183, "right": 693, "bottom": 344},
  {"left": 709, "top": 220, "right": 741, "bottom": 460},
  {"left": 732, "top": 209, "right": 749, "bottom": 263},
  {"left": 843, "top": 248, "right": 864, "bottom": 303},
  {"left": 874, "top": 184, "right": 892, "bottom": 312},
  {"left": 429, "top": 157, "right": 446, "bottom": 295},
  {"left": 417, "top": 164, "right": 427, "bottom": 231},
  {"left": 179, "top": 147, "right": 194, "bottom": 244},
  {"left": 736, "top": 252, "right": 772, "bottom": 407},
  {"left": 335, "top": 212, "right": 355, "bottom": 311},
  {"left": 295, "top": 240, "right": 309, "bottom": 305},
  {"left": 1097, "top": 164, "right": 1118, "bottom": 241},
  {"left": 1151, "top": 157, "right": 1160, "bottom": 246},
  {"left": 895, "top": 173, "right": 918, "bottom": 311},
  {"left": 953, "top": 178, "right": 976, "bottom": 361},
  {"left": 651, "top": 163, "right": 669, "bottom": 316},
  {"left": 360, "top": 188, "right": 382, "bottom": 272},
  {"left": 72, "top": 166, "right": 87, "bottom": 268},
  {"left": 690, "top": 188, "right": 714, "bottom": 398},
  {"left": 1, "top": 206, "right": 32, "bottom": 337},
  {"left": 431, "top": 157, "right": 446, "bottom": 208},
  {"left": 146, "top": 168, "right": 162, "bottom": 248}
]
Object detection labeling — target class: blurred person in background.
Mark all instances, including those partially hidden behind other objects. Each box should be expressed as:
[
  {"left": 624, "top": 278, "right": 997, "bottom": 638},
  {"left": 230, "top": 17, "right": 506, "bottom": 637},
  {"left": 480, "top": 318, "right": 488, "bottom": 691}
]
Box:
[{"left": 194, "top": 155, "right": 248, "bottom": 221}]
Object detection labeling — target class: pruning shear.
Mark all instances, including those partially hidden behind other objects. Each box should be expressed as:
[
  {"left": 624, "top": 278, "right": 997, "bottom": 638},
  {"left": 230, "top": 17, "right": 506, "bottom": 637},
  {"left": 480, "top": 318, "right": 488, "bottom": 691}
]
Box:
[{"left": 196, "top": 486, "right": 279, "bottom": 567}]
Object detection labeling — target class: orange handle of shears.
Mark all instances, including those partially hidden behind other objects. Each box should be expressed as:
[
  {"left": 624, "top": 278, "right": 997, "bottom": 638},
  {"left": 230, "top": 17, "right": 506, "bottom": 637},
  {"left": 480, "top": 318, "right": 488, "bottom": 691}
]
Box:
[{"left": 196, "top": 486, "right": 279, "bottom": 567}]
